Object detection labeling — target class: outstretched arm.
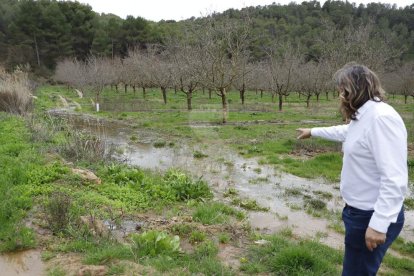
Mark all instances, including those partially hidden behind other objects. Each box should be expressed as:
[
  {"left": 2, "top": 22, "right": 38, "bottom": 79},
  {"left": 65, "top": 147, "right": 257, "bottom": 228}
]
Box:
[{"left": 297, "top": 124, "right": 349, "bottom": 142}]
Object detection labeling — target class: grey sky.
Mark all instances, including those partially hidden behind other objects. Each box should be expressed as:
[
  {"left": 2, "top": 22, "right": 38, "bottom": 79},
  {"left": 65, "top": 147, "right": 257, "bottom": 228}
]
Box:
[{"left": 77, "top": 0, "right": 413, "bottom": 21}]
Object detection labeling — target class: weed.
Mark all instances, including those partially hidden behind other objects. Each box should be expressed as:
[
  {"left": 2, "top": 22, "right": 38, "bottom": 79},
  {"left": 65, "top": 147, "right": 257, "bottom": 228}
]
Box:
[
  {"left": 193, "top": 150, "right": 208, "bottom": 158},
  {"left": 131, "top": 230, "right": 181, "bottom": 258},
  {"left": 270, "top": 247, "right": 335, "bottom": 275},
  {"left": 153, "top": 141, "right": 166, "bottom": 148},
  {"left": 223, "top": 187, "right": 238, "bottom": 197},
  {"left": 41, "top": 251, "right": 56, "bottom": 261},
  {"left": 383, "top": 255, "right": 414, "bottom": 274},
  {"left": 253, "top": 167, "right": 262, "bottom": 174},
  {"left": 231, "top": 198, "right": 269, "bottom": 212},
  {"left": 194, "top": 240, "right": 219, "bottom": 258},
  {"left": 130, "top": 135, "right": 138, "bottom": 141},
  {"left": 305, "top": 198, "right": 327, "bottom": 211},
  {"left": 171, "top": 223, "right": 193, "bottom": 236},
  {"left": 47, "top": 267, "right": 66, "bottom": 276},
  {"left": 404, "top": 198, "right": 414, "bottom": 210},
  {"left": 193, "top": 202, "right": 244, "bottom": 224},
  {"left": 189, "top": 230, "right": 207, "bottom": 244},
  {"left": 284, "top": 187, "right": 303, "bottom": 197},
  {"left": 391, "top": 237, "right": 414, "bottom": 257},
  {"left": 249, "top": 177, "right": 269, "bottom": 184},
  {"left": 164, "top": 169, "right": 213, "bottom": 201},
  {"left": 313, "top": 190, "right": 333, "bottom": 200},
  {"left": 240, "top": 234, "right": 342, "bottom": 274},
  {"left": 218, "top": 233, "right": 230, "bottom": 244},
  {"left": 328, "top": 221, "right": 345, "bottom": 234},
  {"left": 84, "top": 243, "right": 132, "bottom": 265},
  {"left": 107, "top": 263, "right": 126, "bottom": 275}
]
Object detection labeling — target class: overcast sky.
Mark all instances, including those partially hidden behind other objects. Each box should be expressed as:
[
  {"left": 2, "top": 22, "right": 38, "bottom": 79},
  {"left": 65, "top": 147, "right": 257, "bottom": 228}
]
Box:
[{"left": 76, "top": 0, "right": 413, "bottom": 22}]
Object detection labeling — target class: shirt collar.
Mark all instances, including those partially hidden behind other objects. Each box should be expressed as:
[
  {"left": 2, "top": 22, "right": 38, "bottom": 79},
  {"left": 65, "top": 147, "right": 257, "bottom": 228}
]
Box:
[{"left": 355, "top": 99, "right": 377, "bottom": 120}]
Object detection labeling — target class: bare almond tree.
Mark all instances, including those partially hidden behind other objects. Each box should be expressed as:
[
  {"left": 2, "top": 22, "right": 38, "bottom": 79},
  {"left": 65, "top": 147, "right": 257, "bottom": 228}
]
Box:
[
  {"left": 383, "top": 62, "right": 414, "bottom": 104},
  {"left": 297, "top": 61, "right": 320, "bottom": 108},
  {"left": 233, "top": 56, "right": 253, "bottom": 105},
  {"left": 125, "top": 50, "right": 152, "bottom": 99},
  {"left": 169, "top": 43, "right": 201, "bottom": 110},
  {"left": 85, "top": 56, "right": 114, "bottom": 111},
  {"left": 197, "top": 16, "right": 250, "bottom": 123},
  {"left": 54, "top": 58, "right": 87, "bottom": 91},
  {"left": 145, "top": 45, "right": 173, "bottom": 105},
  {"left": 317, "top": 21, "right": 403, "bottom": 73},
  {"left": 249, "top": 62, "right": 269, "bottom": 98},
  {"left": 266, "top": 44, "right": 300, "bottom": 111}
]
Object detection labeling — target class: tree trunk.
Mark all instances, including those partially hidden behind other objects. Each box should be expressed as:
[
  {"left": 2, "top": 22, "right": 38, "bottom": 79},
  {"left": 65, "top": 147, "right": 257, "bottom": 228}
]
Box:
[
  {"left": 142, "top": 87, "right": 146, "bottom": 99},
  {"left": 208, "top": 89, "right": 212, "bottom": 99},
  {"left": 161, "top": 87, "right": 167, "bottom": 104},
  {"left": 240, "top": 89, "right": 245, "bottom": 105},
  {"left": 202, "top": 87, "right": 205, "bottom": 95},
  {"left": 221, "top": 88, "right": 228, "bottom": 124},
  {"left": 325, "top": 92, "right": 329, "bottom": 101},
  {"left": 271, "top": 93, "right": 275, "bottom": 103},
  {"left": 260, "top": 89, "right": 263, "bottom": 98},
  {"left": 187, "top": 90, "right": 193, "bottom": 111},
  {"left": 95, "top": 91, "right": 100, "bottom": 112},
  {"left": 174, "top": 86, "right": 177, "bottom": 94},
  {"left": 124, "top": 84, "right": 127, "bottom": 93},
  {"left": 306, "top": 95, "right": 311, "bottom": 108},
  {"left": 405, "top": 95, "right": 408, "bottom": 104},
  {"left": 278, "top": 94, "right": 283, "bottom": 111},
  {"left": 33, "top": 34, "right": 40, "bottom": 67},
  {"left": 316, "top": 93, "right": 320, "bottom": 102},
  {"left": 133, "top": 85, "right": 136, "bottom": 95}
]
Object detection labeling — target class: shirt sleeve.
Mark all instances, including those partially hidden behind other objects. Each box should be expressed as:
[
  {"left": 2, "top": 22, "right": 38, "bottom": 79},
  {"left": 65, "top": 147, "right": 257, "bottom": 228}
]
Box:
[
  {"left": 311, "top": 124, "right": 349, "bottom": 142},
  {"left": 367, "top": 115, "right": 408, "bottom": 233}
]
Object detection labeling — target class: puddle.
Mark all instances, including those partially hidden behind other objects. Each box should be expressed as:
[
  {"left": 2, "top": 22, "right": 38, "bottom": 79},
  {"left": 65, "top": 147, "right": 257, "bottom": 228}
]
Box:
[
  {"left": 0, "top": 250, "right": 44, "bottom": 276},
  {"left": 49, "top": 110, "right": 414, "bottom": 246}
]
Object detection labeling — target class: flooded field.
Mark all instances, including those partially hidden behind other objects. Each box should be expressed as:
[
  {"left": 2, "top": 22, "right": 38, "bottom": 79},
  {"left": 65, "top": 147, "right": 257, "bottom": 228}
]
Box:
[{"left": 47, "top": 109, "right": 414, "bottom": 246}]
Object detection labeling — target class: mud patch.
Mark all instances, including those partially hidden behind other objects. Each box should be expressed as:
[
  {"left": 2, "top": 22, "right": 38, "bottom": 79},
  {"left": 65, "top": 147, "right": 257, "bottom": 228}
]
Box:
[{"left": 0, "top": 250, "right": 44, "bottom": 276}]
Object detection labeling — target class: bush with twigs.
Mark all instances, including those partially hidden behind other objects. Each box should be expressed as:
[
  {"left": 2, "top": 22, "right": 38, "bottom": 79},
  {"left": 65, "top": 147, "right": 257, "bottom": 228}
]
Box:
[{"left": 0, "top": 67, "right": 33, "bottom": 115}]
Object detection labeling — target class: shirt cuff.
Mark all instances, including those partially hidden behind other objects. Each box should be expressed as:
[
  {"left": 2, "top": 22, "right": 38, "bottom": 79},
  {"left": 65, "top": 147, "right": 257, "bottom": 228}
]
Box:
[{"left": 368, "top": 213, "right": 391, "bottom": 234}]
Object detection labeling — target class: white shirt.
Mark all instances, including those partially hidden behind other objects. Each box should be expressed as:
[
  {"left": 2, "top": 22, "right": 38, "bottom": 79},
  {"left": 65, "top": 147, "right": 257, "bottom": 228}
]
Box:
[{"left": 311, "top": 100, "right": 408, "bottom": 233}]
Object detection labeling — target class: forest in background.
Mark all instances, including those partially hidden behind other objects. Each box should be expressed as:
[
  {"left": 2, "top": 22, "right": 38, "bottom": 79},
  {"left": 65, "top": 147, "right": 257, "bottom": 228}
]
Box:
[{"left": 0, "top": 0, "right": 414, "bottom": 75}]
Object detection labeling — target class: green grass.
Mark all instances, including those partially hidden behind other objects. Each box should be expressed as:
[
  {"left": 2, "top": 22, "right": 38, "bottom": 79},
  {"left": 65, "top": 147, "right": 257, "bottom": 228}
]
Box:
[
  {"left": 0, "top": 113, "right": 39, "bottom": 252},
  {"left": 240, "top": 233, "right": 343, "bottom": 274},
  {"left": 192, "top": 202, "right": 245, "bottom": 225}
]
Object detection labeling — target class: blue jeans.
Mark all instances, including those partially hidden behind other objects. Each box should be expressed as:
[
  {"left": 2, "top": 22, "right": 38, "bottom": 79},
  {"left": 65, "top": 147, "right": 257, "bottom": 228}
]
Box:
[{"left": 342, "top": 205, "right": 404, "bottom": 276}]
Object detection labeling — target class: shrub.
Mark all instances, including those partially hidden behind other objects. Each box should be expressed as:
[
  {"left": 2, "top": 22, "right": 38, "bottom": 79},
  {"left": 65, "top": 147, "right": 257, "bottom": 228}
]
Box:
[
  {"left": 44, "top": 191, "right": 72, "bottom": 234},
  {"left": 0, "top": 67, "right": 33, "bottom": 115},
  {"left": 59, "top": 129, "right": 107, "bottom": 163}
]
